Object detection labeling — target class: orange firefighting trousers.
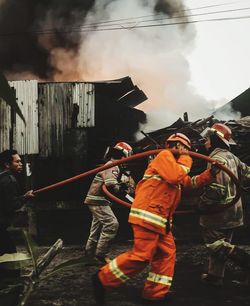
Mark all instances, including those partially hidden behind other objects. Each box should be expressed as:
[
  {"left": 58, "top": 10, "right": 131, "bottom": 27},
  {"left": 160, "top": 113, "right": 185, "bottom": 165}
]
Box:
[{"left": 98, "top": 224, "right": 176, "bottom": 300}]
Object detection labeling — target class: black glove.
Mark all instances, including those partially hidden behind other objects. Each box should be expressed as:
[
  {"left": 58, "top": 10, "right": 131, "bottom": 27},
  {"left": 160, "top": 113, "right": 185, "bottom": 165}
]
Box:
[
  {"left": 210, "top": 162, "right": 221, "bottom": 177},
  {"left": 107, "top": 183, "right": 127, "bottom": 197},
  {"left": 118, "top": 182, "right": 128, "bottom": 193}
]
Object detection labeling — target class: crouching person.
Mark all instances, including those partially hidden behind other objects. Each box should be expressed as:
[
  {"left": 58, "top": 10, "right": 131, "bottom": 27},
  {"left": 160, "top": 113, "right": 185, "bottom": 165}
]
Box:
[{"left": 84, "top": 142, "right": 134, "bottom": 264}]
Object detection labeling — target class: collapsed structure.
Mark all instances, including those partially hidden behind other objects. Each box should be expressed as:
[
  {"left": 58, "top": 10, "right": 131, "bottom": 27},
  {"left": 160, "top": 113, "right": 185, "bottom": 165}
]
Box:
[{"left": 0, "top": 79, "right": 249, "bottom": 243}]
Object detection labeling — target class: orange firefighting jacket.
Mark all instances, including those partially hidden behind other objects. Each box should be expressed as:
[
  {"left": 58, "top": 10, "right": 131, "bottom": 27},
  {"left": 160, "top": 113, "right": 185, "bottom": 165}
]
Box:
[{"left": 128, "top": 149, "right": 213, "bottom": 235}]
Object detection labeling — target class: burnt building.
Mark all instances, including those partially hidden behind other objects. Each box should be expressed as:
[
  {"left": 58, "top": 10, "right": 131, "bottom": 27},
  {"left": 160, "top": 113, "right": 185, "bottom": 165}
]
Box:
[
  {"left": 1, "top": 81, "right": 250, "bottom": 244},
  {"left": 0, "top": 77, "right": 146, "bottom": 243}
]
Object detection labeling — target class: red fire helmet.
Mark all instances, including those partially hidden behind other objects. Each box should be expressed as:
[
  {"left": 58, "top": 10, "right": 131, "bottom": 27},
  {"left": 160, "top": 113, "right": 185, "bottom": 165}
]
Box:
[{"left": 211, "top": 123, "right": 236, "bottom": 147}]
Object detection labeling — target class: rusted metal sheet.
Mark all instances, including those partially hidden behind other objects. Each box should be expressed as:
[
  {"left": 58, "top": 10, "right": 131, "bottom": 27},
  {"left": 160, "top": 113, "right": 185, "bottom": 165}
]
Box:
[
  {"left": 0, "top": 98, "right": 11, "bottom": 152},
  {"left": 10, "top": 80, "right": 39, "bottom": 155},
  {"left": 72, "top": 82, "right": 95, "bottom": 128},
  {"left": 38, "top": 82, "right": 95, "bottom": 157},
  {"left": 0, "top": 80, "right": 38, "bottom": 154}
]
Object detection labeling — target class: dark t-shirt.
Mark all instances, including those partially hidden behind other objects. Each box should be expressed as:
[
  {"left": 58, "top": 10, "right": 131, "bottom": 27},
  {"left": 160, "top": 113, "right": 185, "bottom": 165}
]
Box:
[{"left": 0, "top": 170, "right": 25, "bottom": 229}]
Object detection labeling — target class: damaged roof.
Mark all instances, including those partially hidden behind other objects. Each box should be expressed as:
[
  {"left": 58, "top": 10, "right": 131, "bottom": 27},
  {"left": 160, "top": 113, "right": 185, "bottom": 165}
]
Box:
[
  {"left": 134, "top": 115, "right": 250, "bottom": 166},
  {"left": 93, "top": 76, "right": 147, "bottom": 108},
  {"left": 135, "top": 86, "right": 250, "bottom": 165},
  {"left": 215, "top": 87, "right": 250, "bottom": 117}
]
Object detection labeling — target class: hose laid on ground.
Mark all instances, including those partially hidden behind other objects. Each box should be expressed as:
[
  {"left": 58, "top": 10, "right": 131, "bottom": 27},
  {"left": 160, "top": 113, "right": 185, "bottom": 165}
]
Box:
[{"left": 33, "top": 149, "right": 241, "bottom": 215}]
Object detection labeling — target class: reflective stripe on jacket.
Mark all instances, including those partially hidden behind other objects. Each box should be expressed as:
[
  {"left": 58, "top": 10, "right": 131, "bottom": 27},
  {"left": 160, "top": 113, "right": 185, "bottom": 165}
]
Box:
[
  {"left": 85, "top": 160, "right": 120, "bottom": 206},
  {"left": 84, "top": 160, "right": 134, "bottom": 206},
  {"left": 200, "top": 148, "right": 250, "bottom": 229},
  {"left": 129, "top": 149, "right": 213, "bottom": 234}
]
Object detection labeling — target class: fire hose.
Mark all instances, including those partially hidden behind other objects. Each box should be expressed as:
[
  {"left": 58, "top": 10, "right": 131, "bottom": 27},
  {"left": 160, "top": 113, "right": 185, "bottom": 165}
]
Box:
[
  {"left": 33, "top": 149, "right": 242, "bottom": 215},
  {"left": 101, "top": 184, "right": 197, "bottom": 214}
]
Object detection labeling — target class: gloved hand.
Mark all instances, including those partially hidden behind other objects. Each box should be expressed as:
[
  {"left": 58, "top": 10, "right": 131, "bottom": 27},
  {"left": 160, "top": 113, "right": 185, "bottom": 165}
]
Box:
[
  {"left": 23, "top": 190, "right": 35, "bottom": 198},
  {"left": 118, "top": 182, "right": 128, "bottom": 195},
  {"left": 210, "top": 162, "right": 221, "bottom": 177},
  {"left": 107, "top": 183, "right": 128, "bottom": 197}
]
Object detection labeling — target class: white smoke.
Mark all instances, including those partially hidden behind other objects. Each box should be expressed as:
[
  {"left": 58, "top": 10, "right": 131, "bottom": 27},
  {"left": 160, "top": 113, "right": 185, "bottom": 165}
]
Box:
[
  {"left": 76, "top": 0, "right": 215, "bottom": 131},
  {"left": 214, "top": 103, "right": 241, "bottom": 121}
]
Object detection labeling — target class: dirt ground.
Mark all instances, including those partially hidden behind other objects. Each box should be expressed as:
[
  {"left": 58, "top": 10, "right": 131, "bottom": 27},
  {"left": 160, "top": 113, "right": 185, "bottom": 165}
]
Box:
[{"left": 17, "top": 242, "right": 250, "bottom": 306}]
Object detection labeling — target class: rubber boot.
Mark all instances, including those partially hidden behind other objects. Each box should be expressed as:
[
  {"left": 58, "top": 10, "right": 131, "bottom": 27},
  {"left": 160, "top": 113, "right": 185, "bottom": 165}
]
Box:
[{"left": 92, "top": 272, "right": 106, "bottom": 306}]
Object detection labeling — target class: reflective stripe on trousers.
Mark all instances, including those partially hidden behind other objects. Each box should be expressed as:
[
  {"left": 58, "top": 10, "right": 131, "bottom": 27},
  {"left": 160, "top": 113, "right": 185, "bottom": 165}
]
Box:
[
  {"left": 99, "top": 224, "right": 176, "bottom": 300},
  {"left": 202, "top": 227, "right": 234, "bottom": 278}
]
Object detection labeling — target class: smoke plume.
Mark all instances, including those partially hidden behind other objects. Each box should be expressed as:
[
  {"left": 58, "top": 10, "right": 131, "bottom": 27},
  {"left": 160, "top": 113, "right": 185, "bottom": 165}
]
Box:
[
  {"left": 78, "top": 0, "right": 213, "bottom": 129},
  {"left": 0, "top": 0, "right": 217, "bottom": 129},
  {"left": 214, "top": 104, "right": 241, "bottom": 121},
  {"left": 0, "top": 0, "right": 95, "bottom": 79}
]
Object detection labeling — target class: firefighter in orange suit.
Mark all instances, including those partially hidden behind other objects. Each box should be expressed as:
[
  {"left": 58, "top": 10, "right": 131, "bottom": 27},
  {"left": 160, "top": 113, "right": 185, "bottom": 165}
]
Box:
[{"left": 92, "top": 133, "right": 216, "bottom": 305}]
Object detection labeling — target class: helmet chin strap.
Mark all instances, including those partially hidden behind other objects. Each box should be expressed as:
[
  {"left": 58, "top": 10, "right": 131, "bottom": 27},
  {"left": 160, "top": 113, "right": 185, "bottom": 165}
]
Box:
[{"left": 176, "top": 142, "right": 188, "bottom": 151}]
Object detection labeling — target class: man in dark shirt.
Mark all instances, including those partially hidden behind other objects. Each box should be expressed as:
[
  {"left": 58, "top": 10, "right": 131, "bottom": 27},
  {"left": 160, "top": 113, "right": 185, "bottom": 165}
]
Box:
[{"left": 0, "top": 150, "right": 34, "bottom": 259}]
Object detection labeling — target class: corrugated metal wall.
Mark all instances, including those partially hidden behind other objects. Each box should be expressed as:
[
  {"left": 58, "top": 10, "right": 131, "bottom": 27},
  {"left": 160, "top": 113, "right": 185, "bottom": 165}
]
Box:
[
  {"left": 0, "top": 81, "right": 95, "bottom": 156},
  {"left": 0, "top": 99, "right": 11, "bottom": 152},
  {"left": 72, "top": 82, "right": 95, "bottom": 128},
  {"left": 10, "top": 80, "right": 39, "bottom": 155},
  {"left": 0, "top": 80, "right": 38, "bottom": 154},
  {"left": 38, "top": 82, "right": 95, "bottom": 157}
]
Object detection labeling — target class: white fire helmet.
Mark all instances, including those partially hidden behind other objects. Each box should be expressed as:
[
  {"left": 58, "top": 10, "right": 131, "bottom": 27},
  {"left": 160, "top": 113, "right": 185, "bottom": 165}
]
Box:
[{"left": 113, "top": 142, "right": 133, "bottom": 157}]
